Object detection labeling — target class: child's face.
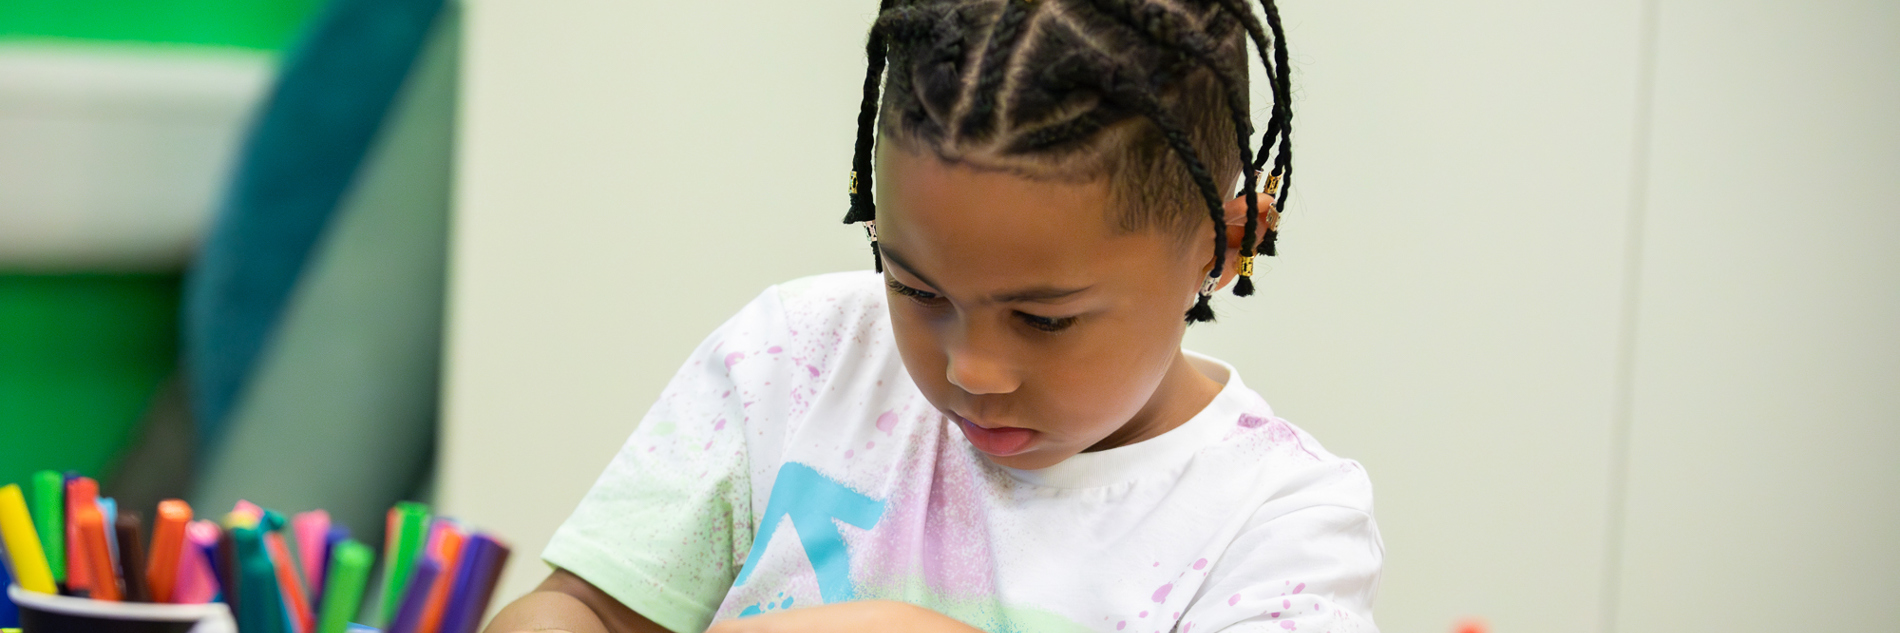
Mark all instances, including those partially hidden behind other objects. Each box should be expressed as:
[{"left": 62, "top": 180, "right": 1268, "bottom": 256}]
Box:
[{"left": 875, "top": 145, "right": 1226, "bottom": 470}]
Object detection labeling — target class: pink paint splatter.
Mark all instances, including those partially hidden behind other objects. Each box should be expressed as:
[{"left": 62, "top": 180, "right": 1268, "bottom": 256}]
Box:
[
  {"left": 1152, "top": 583, "right": 1172, "bottom": 602},
  {"left": 1283, "top": 599, "right": 1291, "bottom": 609},
  {"left": 1293, "top": 583, "right": 1305, "bottom": 594},
  {"left": 1279, "top": 622, "right": 1296, "bottom": 631},
  {"left": 702, "top": 440, "right": 713, "bottom": 450},
  {"left": 721, "top": 390, "right": 730, "bottom": 398},
  {"left": 865, "top": 441, "right": 875, "bottom": 449},
  {"left": 1193, "top": 558, "right": 1208, "bottom": 570},
  {"left": 767, "top": 346, "right": 782, "bottom": 354},
  {"left": 845, "top": 450, "right": 855, "bottom": 459},
  {"left": 1228, "top": 593, "right": 1241, "bottom": 606},
  {"left": 1139, "top": 611, "right": 1148, "bottom": 618},
  {"left": 724, "top": 352, "right": 745, "bottom": 368},
  {"left": 1238, "top": 413, "right": 1269, "bottom": 428},
  {"left": 875, "top": 410, "right": 898, "bottom": 434},
  {"left": 1152, "top": 561, "right": 1160, "bottom": 567},
  {"left": 713, "top": 418, "right": 727, "bottom": 431},
  {"left": 807, "top": 365, "right": 820, "bottom": 377},
  {"left": 1270, "top": 612, "right": 1281, "bottom": 619}
]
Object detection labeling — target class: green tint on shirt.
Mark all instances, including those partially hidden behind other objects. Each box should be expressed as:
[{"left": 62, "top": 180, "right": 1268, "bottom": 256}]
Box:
[{"left": 0, "top": 0, "right": 326, "bottom": 50}]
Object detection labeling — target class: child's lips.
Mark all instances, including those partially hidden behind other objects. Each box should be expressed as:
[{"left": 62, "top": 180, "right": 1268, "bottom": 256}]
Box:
[{"left": 951, "top": 413, "right": 1037, "bottom": 457}]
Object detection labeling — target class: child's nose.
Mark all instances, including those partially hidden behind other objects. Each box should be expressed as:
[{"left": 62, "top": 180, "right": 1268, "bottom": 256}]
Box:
[{"left": 944, "top": 331, "right": 1019, "bottom": 395}]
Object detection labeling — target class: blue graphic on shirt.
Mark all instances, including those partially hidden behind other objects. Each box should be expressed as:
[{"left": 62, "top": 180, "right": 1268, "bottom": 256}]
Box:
[{"left": 734, "top": 462, "right": 885, "bottom": 608}]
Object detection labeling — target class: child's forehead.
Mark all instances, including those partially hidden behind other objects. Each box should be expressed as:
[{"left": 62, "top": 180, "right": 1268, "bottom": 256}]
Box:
[
  {"left": 874, "top": 137, "right": 1207, "bottom": 244},
  {"left": 875, "top": 147, "right": 1198, "bottom": 290}
]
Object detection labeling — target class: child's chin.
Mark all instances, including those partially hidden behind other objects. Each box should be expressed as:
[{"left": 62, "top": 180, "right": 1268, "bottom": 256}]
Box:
[{"left": 979, "top": 449, "right": 1070, "bottom": 471}]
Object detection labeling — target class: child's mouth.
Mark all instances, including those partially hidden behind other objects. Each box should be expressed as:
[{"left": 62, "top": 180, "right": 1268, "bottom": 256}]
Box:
[{"left": 950, "top": 413, "right": 1037, "bottom": 457}]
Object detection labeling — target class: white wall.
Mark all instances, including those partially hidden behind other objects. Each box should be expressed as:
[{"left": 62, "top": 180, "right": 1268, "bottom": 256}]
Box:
[
  {"left": 440, "top": 1, "right": 1900, "bottom": 631},
  {"left": 1612, "top": 1, "right": 1900, "bottom": 631}
]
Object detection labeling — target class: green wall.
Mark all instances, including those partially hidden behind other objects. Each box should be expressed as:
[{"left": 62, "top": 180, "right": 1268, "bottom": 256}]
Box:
[
  {"left": 0, "top": 0, "right": 328, "bottom": 490},
  {"left": 0, "top": 0, "right": 326, "bottom": 50},
  {"left": 0, "top": 275, "right": 181, "bottom": 489}
]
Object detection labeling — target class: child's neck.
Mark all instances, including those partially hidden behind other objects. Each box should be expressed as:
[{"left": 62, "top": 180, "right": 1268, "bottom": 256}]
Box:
[{"left": 1084, "top": 350, "right": 1225, "bottom": 452}]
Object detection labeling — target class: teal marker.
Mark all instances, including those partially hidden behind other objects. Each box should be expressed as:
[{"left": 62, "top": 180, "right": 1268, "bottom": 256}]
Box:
[
  {"left": 315, "top": 540, "right": 373, "bottom": 633},
  {"left": 376, "top": 502, "right": 430, "bottom": 626},
  {"left": 30, "top": 470, "right": 64, "bottom": 583},
  {"left": 234, "top": 527, "right": 288, "bottom": 633}
]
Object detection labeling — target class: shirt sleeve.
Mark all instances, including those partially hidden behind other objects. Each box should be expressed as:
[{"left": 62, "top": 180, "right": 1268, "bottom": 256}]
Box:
[
  {"left": 542, "top": 287, "right": 789, "bottom": 633},
  {"left": 1186, "top": 473, "right": 1384, "bottom": 633}
]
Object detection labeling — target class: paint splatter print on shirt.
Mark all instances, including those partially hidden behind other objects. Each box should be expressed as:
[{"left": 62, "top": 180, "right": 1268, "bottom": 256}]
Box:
[{"left": 543, "top": 272, "right": 1383, "bottom": 633}]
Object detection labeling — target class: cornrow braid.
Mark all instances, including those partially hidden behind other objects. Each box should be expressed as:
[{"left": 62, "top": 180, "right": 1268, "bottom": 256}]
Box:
[
  {"left": 845, "top": 0, "right": 903, "bottom": 271},
  {"left": 1256, "top": 0, "right": 1292, "bottom": 259},
  {"left": 844, "top": 0, "right": 1295, "bottom": 322},
  {"left": 1205, "top": 0, "right": 1273, "bottom": 294},
  {"left": 957, "top": 0, "right": 1039, "bottom": 142},
  {"left": 1096, "top": 63, "right": 1232, "bottom": 322},
  {"left": 1084, "top": 0, "right": 1262, "bottom": 301}
]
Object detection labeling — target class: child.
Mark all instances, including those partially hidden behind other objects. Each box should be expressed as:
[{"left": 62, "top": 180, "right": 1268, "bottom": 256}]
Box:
[{"left": 486, "top": 0, "right": 1380, "bottom": 631}]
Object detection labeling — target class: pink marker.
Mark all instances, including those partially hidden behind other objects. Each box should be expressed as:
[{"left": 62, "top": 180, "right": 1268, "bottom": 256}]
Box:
[
  {"left": 172, "top": 520, "right": 223, "bottom": 604},
  {"left": 292, "top": 510, "right": 332, "bottom": 598}
]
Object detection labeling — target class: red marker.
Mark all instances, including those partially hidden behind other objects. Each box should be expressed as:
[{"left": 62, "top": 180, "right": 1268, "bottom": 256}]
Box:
[
  {"left": 268, "top": 531, "right": 316, "bottom": 633},
  {"left": 148, "top": 499, "right": 193, "bottom": 602},
  {"left": 75, "top": 503, "right": 120, "bottom": 601},
  {"left": 64, "top": 477, "right": 100, "bottom": 595}
]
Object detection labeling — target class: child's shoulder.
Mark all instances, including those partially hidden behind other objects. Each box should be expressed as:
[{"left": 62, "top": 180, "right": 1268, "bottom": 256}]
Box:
[
  {"left": 726, "top": 271, "right": 887, "bottom": 337},
  {"left": 720, "top": 271, "right": 893, "bottom": 360},
  {"left": 709, "top": 270, "right": 902, "bottom": 400}
]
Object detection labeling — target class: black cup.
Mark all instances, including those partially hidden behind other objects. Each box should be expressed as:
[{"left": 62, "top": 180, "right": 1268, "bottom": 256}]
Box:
[{"left": 7, "top": 583, "right": 235, "bottom": 633}]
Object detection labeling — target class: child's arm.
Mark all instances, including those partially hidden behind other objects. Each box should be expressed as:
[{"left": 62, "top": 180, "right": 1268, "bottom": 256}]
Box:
[{"left": 483, "top": 568, "right": 673, "bottom": 633}]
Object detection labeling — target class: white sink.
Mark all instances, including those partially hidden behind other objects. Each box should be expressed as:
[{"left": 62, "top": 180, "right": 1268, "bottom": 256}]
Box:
[{"left": 0, "top": 42, "right": 273, "bottom": 271}]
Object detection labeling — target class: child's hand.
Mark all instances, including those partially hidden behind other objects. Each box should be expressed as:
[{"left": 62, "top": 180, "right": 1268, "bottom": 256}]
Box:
[{"left": 705, "top": 601, "right": 980, "bottom": 633}]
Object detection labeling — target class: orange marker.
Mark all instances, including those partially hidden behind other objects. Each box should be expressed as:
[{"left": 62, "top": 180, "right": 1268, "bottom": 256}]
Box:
[
  {"left": 65, "top": 477, "right": 100, "bottom": 595},
  {"left": 74, "top": 503, "right": 120, "bottom": 601},
  {"left": 147, "top": 499, "right": 192, "bottom": 602},
  {"left": 416, "top": 526, "right": 467, "bottom": 633},
  {"left": 267, "top": 531, "right": 316, "bottom": 633}
]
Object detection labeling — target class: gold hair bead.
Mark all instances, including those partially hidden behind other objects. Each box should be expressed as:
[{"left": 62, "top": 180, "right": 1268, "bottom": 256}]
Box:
[
  {"left": 863, "top": 219, "right": 878, "bottom": 242},
  {"left": 849, "top": 171, "right": 860, "bottom": 195},
  {"left": 1237, "top": 255, "right": 1255, "bottom": 277},
  {"left": 1265, "top": 174, "right": 1282, "bottom": 197}
]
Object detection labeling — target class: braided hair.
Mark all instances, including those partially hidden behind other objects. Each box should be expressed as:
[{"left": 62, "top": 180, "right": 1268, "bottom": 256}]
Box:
[{"left": 844, "top": 0, "right": 1294, "bottom": 323}]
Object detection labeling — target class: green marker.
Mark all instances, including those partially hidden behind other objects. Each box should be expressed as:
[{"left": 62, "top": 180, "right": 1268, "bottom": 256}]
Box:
[
  {"left": 30, "top": 470, "right": 64, "bottom": 583},
  {"left": 315, "top": 540, "right": 373, "bottom": 633},
  {"left": 376, "top": 501, "right": 431, "bottom": 626}
]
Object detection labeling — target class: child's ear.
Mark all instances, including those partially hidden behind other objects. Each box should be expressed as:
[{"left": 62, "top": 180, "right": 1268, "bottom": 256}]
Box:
[
  {"left": 1207, "top": 193, "right": 1280, "bottom": 291},
  {"left": 1218, "top": 192, "right": 1278, "bottom": 248}
]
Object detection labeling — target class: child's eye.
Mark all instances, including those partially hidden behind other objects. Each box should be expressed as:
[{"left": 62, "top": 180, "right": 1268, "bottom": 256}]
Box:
[
  {"left": 1017, "top": 312, "right": 1079, "bottom": 333},
  {"left": 886, "top": 279, "right": 946, "bottom": 306}
]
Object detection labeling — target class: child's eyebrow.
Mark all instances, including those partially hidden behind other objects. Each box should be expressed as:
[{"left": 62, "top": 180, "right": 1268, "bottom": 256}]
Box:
[
  {"left": 990, "top": 286, "right": 1092, "bottom": 303},
  {"left": 883, "top": 245, "right": 1092, "bottom": 304}
]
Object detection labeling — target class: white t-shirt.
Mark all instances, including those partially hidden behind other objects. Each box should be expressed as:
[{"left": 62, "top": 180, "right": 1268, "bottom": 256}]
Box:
[{"left": 544, "top": 272, "right": 1383, "bottom": 633}]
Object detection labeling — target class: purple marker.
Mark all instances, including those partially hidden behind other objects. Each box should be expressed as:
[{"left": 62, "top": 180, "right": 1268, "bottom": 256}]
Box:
[
  {"left": 383, "top": 557, "right": 441, "bottom": 633},
  {"left": 437, "top": 534, "right": 511, "bottom": 633}
]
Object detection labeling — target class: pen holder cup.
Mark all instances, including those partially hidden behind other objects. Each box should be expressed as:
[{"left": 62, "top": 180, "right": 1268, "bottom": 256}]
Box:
[{"left": 7, "top": 584, "right": 236, "bottom": 633}]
